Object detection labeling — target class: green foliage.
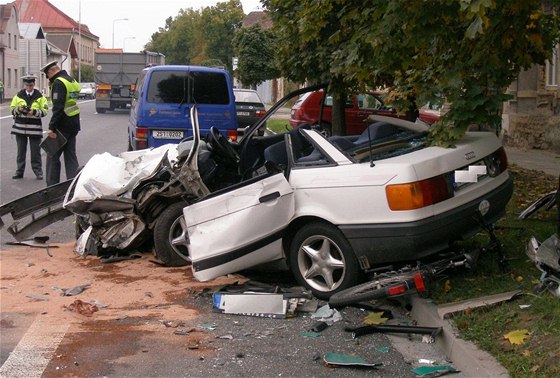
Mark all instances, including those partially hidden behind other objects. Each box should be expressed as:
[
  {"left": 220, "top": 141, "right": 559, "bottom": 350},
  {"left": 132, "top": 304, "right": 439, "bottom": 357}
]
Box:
[
  {"left": 264, "top": 0, "right": 560, "bottom": 145},
  {"left": 233, "top": 25, "right": 279, "bottom": 88},
  {"left": 146, "top": 10, "right": 201, "bottom": 64},
  {"left": 75, "top": 65, "right": 94, "bottom": 82},
  {"left": 199, "top": 1, "right": 244, "bottom": 70},
  {"left": 145, "top": 0, "right": 244, "bottom": 70}
]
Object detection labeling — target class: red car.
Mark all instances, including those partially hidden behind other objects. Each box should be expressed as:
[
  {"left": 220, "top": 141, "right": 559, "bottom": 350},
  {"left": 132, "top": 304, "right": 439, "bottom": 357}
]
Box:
[{"left": 289, "top": 90, "right": 438, "bottom": 135}]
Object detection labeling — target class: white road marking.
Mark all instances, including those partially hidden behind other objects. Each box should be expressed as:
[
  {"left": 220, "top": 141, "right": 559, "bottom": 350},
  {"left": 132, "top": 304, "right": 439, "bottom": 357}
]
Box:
[{"left": 0, "top": 316, "right": 69, "bottom": 378}]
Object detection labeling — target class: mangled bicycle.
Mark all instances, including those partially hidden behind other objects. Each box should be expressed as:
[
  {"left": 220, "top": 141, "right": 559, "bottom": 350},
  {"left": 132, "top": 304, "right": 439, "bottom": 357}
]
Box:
[{"left": 329, "top": 219, "right": 505, "bottom": 307}]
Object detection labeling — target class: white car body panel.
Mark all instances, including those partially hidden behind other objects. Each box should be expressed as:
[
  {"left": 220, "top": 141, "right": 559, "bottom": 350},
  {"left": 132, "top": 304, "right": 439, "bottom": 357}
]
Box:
[{"left": 185, "top": 173, "right": 295, "bottom": 281}]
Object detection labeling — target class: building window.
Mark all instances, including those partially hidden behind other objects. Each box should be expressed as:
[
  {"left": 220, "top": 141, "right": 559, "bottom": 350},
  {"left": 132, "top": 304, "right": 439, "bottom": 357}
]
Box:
[
  {"left": 546, "top": 45, "right": 559, "bottom": 87},
  {"left": 15, "top": 69, "right": 18, "bottom": 84},
  {"left": 14, "top": 35, "right": 17, "bottom": 50},
  {"left": 8, "top": 33, "right": 11, "bottom": 48},
  {"left": 8, "top": 69, "right": 11, "bottom": 87}
]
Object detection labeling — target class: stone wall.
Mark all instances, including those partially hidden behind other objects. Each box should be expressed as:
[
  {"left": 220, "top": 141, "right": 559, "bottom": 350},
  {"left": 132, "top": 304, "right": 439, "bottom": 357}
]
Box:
[{"left": 503, "top": 113, "right": 560, "bottom": 153}]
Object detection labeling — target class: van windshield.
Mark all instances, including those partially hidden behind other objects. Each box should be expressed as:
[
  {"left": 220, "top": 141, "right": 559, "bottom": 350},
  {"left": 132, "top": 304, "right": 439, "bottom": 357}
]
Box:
[{"left": 146, "top": 70, "right": 230, "bottom": 105}]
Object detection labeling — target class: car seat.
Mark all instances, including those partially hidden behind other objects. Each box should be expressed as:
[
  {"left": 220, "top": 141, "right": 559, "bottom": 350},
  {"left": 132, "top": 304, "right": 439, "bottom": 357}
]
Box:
[{"left": 329, "top": 122, "right": 399, "bottom": 151}]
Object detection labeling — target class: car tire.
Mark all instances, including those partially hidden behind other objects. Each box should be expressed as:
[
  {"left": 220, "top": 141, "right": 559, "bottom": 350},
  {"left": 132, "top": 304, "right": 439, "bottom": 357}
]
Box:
[
  {"left": 289, "top": 222, "right": 361, "bottom": 299},
  {"left": 96, "top": 108, "right": 106, "bottom": 114},
  {"left": 153, "top": 202, "right": 190, "bottom": 267}
]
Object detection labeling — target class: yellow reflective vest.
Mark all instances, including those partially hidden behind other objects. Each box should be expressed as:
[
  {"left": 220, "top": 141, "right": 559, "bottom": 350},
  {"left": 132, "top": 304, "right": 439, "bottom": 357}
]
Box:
[{"left": 53, "top": 77, "right": 81, "bottom": 116}]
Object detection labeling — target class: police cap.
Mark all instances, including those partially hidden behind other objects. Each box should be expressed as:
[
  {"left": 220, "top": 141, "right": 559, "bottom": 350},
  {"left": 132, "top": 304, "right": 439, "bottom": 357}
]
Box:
[
  {"left": 21, "top": 74, "right": 37, "bottom": 84},
  {"left": 41, "top": 61, "right": 59, "bottom": 75}
]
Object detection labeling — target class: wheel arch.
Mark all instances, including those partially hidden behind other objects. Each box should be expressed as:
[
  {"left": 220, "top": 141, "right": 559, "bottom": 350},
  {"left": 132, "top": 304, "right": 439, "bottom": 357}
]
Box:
[{"left": 283, "top": 215, "right": 355, "bottom": 265}]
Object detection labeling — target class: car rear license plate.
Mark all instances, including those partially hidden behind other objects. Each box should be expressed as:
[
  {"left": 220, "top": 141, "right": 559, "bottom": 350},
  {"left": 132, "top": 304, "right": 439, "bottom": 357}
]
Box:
[
  {"left": 237, "top": 111, "right": 250, "bottom": 116},
  {"left": 153, "top": 130, "right": 184, "bottom": 139}
]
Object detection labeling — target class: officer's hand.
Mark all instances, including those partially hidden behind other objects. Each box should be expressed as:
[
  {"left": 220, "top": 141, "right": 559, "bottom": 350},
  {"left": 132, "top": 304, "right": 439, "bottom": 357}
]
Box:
[
  {"left": 48, "top": 130, "right": 57, "bottom": 138},
  {"left": 18, "top": 106, "right": 25, "bottom": 114}
]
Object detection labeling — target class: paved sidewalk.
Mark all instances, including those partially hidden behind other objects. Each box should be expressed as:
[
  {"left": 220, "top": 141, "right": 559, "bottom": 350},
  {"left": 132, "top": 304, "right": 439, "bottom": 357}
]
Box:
[{"left": 505, "top": 146, "right": 560, "bottom": 177}]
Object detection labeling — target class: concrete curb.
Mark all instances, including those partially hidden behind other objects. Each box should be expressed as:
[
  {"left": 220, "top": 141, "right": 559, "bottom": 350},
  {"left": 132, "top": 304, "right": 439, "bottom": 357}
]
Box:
[{"left": 410, "top": 295, "right": 509, "bottom": 378}]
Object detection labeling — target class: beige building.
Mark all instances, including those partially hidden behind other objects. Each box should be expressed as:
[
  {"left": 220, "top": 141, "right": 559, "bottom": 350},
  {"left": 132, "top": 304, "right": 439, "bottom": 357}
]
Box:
[
  {"left": 15, "top": 0, "right": 100, "bottom": 81},
  {"left": 503, "top": 44, "right": 560, "bottom": 153},
  {"left": 0, "top": 2, "right": 21, "bottom": 100}
]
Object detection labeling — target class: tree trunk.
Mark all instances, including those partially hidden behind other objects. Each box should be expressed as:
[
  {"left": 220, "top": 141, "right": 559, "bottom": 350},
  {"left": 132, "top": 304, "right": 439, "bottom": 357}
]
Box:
[{"left": 331, "top": 95, "right": 346, "bottom": 136}]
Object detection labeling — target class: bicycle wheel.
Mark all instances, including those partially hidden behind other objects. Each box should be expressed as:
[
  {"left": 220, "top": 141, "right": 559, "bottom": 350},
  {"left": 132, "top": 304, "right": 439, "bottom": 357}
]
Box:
[{"left": 329, "top": 271, "right": 418, "bottom": 307}]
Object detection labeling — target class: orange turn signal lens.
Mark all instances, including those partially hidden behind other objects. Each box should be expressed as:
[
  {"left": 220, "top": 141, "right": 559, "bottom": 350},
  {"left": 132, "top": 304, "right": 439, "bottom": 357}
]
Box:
[
  {"left": 136, "top": 127, "right": 148, "bottom": 140},
  {"left": 386, "top": 175, "right": 451, "bottom": 211}
]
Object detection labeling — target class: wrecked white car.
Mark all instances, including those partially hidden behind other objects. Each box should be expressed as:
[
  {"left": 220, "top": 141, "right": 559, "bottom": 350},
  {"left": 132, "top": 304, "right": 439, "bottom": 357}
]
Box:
[{"left": 0, "top": 85, "right": 513, "bottom": 298}]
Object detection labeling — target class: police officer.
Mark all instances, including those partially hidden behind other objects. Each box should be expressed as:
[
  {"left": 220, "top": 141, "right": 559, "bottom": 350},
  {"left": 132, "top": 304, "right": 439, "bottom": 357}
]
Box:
[
  {"left": 40, "top": 61, "right": 81, "bottom": 186},
  {"left": 9, "top": 74, "right": 49, "bottom": 179}
]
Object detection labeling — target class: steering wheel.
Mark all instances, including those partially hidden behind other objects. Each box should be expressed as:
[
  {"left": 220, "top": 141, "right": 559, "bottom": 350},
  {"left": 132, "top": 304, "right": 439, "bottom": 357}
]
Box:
[{"left": 208, "top": 126, "right": 239, "bottom": 164}]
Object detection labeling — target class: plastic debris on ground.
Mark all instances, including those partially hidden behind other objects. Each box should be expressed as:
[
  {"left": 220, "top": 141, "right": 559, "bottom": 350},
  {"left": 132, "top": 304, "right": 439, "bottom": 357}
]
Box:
[
  {"left": 53, "top": 283, "right": 91, "bottom": 296},
  {"left": 323, "top": 352, "right": 382, "bottom": 368},
  {"left": 63, "top": 299, "right": 99, "bottom": 317},
  {"left": 310, "top": 304, "right": 342, "bottom": 325},
  {"left": 411, "top": 365, "right": 459, "bottom": 377},
  {"left": 301, "top": 331, "right": 322, "bottom": 338},
  {"left": 26, "top": 294, "right": 49, "bottom": 301},
  {"left": 212, "top": 281, "right": 314, "bottom": 318},
  {"left": 199, "top": 323, "right": 217, "bottom": 331}
]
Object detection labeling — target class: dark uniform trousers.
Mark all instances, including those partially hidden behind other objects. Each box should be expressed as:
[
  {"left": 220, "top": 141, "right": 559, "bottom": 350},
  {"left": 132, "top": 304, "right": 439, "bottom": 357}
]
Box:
[
  {"left": 46, "top": 133, "right": 79, "bottom": 187},
  {"left": 15, "top": 134, "right": 42, "bottom": 176}
]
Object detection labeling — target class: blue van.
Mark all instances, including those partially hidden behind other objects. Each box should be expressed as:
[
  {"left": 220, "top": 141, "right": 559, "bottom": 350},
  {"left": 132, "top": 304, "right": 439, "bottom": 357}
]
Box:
[{"left": 128, "top": 65, "right": 237, "bottom": 150}]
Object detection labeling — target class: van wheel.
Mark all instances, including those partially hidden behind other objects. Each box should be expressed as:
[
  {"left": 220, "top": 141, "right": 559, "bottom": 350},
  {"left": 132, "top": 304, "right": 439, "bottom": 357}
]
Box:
[
  {"left": 153, "top": 202, "right": 190, "bottom": 267},
  {"left": 127, "top": 138, "right": 133, "bottom": 151}
]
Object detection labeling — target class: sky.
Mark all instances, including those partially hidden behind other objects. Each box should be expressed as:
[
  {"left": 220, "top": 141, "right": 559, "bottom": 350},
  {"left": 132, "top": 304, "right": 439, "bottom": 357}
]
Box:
[{"left": 31, "top": 0, "right": 263, "bottom": 53}]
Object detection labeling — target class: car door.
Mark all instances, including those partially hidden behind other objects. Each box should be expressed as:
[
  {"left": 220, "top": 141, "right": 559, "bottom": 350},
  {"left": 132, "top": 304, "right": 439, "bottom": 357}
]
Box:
[{"left": 184, "top": 172, "right": 295, "bottom": 282}]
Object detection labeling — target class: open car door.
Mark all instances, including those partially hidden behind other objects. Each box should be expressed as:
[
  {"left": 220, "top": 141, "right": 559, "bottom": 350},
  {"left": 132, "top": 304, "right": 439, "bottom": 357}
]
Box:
[{"left": 184, "top": 172, "right": 295, "bottom": 281}]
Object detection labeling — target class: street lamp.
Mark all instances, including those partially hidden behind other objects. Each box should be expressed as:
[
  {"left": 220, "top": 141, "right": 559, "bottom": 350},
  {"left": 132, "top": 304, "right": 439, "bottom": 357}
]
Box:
[
  {"left": 112, "top": 18, "right": 128, "bottom": 49},
  {"left": 123, "top": 37, "right": 136, "bottom": 52}
]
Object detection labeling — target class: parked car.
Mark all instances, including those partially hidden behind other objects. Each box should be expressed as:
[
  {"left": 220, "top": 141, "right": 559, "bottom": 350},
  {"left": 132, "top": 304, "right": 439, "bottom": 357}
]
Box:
[
  {"left": 79, "top": 82, "right": 96, "bottom": 99},
  {"left": 289, "top": 90, "right": 439, "bottom": 136},
  {"left": 234, "top": 88, "right": 267, "bottom": 128},
  {"left": 0, "top": 85, "right": 513, "bottom": 300}
]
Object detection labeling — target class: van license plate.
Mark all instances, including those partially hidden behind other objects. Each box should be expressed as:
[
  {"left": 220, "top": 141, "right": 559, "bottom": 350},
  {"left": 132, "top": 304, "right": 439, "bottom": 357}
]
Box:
[{"left": 153, "top": 130, "right": 184, "bottom": 139}]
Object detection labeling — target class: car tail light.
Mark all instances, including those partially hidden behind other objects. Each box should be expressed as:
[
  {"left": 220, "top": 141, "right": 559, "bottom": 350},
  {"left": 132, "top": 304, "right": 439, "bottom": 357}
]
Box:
[
  {"left": 136, "top": 127, "right": 148, "bottom": 140},
  {"left": 292, "top": 107, "right": 303, "bottom": 120},
  {"left": 413, "top": 273, "right": 426, "bottom": 293},
  {"left": 484, "top": 147, "right": 508, "bottom": 177},
  {"left": 256, "top": 109, "right": 266, "bottom": 118},
  {"left": 135, "top": 127, "right": 148, "bottom": 149},
  {"left": 388, "top": 284, "right": 407, "bottom": 296},
  {"left": 386, "top": 174, "right": 452, "bottom": 210},
  {"left": 227, "top": 129, "right": 238, "bottom": 142}
]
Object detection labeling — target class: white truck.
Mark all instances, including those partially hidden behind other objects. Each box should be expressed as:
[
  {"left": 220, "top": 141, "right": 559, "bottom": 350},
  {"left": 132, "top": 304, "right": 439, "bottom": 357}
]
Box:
[{"left": 94, "top": 50, "right": 165, "bottom": 113}]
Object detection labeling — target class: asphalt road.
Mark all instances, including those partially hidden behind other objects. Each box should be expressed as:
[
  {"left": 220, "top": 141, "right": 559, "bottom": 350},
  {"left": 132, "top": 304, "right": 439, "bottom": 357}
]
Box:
[
  {"left": 0, "top": 101, "right": 457, "bottom": 377},
  {"left": 0, "top": 100, "right": 131, "bottom": 244}
]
